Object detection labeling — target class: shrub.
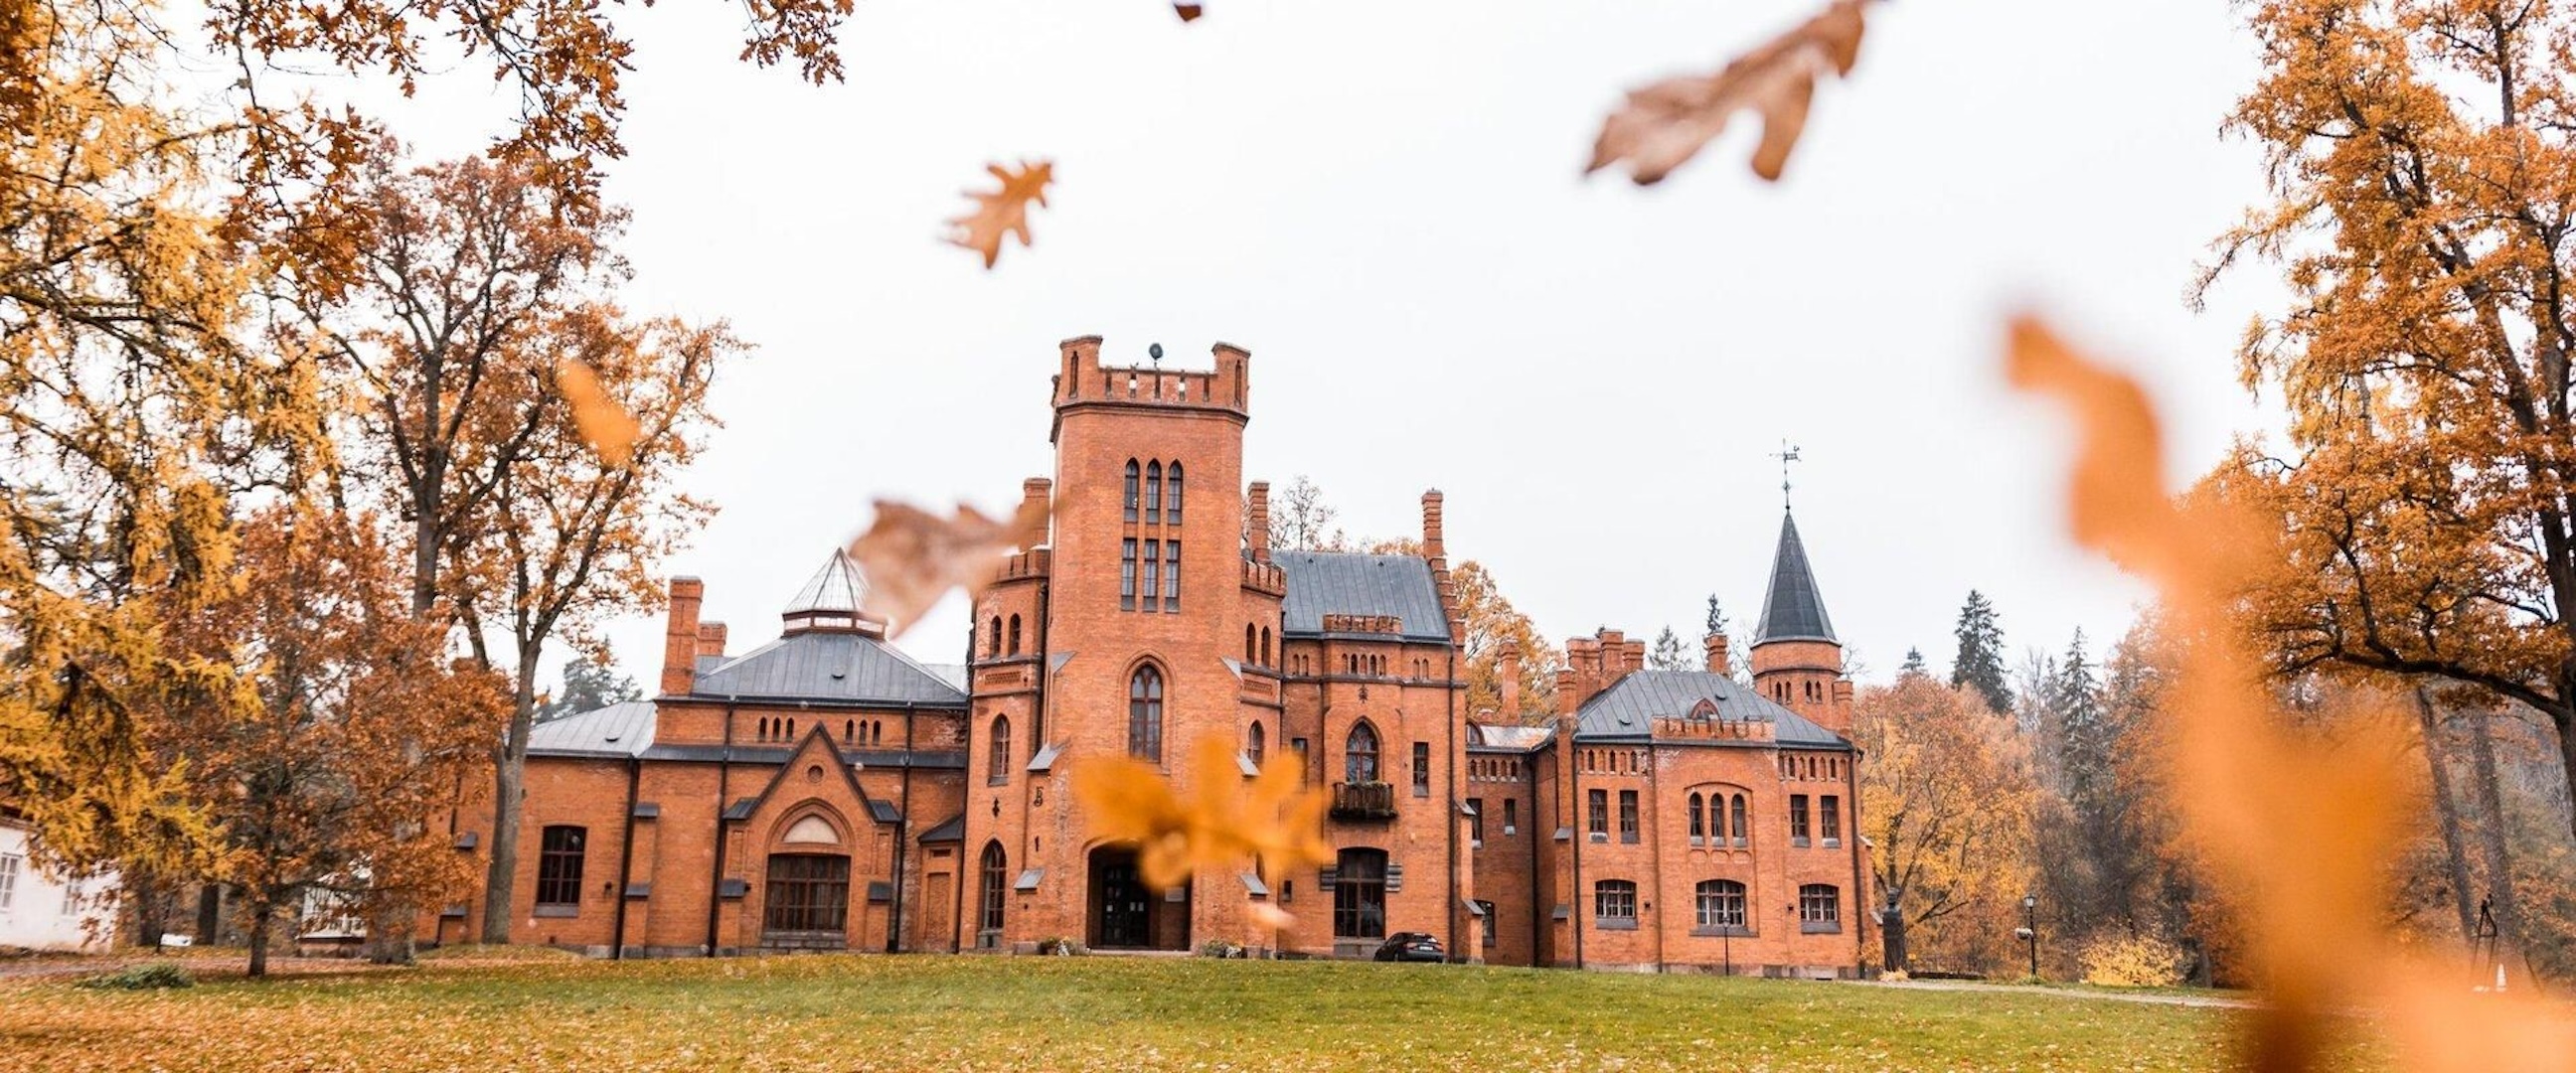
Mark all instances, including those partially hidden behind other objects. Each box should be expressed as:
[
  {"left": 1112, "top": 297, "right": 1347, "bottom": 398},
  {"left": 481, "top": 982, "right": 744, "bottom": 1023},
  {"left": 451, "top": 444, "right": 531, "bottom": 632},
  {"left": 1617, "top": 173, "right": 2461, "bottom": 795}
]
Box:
[
  {"left": 1034, "top": 937, "right": 1087, "bottom": 956},
  {"left": 78, "top": 962, "right": 193, "bottom": 990},
  {"left": 1198, "top": 939, "right": 1244, "bottom": 959},
  {"left": 2079, "top": 934, "right": 2186, "bottom": 988}
]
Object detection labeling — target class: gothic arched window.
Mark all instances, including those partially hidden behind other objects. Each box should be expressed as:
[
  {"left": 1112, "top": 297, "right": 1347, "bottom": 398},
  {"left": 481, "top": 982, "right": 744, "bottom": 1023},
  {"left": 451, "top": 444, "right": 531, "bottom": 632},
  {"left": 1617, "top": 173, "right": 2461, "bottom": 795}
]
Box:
[
  {"left": 1123, "top": 460, "right": 1140, "bottom": 522},
  {"left": 1144, "top": 461, "right": 1163, "bottom": 523},
  {"left": 1345, "top": 720, "right": 1380, "bottom": 784},
  {"left": 1688, "top": 792, "right": 1705, "bottom": 842},
  {"left": 1247, "top": 721, "right": 1266, "bottom": 768},
  {"left": 1007, "top": 614, "right": 1023, "bottom": 656},
  {"left": 988, "top": 715, "right": 1011, "bottom": 786},
  {"left": 1128, "top": 665, "right": 1165, "bottom": 761},
  {"left": 1166, "top": 462, "right": 1185, "bottom": 525},
  {"left": 979, "top": 842, "right": 1008, "bottom": 935}
]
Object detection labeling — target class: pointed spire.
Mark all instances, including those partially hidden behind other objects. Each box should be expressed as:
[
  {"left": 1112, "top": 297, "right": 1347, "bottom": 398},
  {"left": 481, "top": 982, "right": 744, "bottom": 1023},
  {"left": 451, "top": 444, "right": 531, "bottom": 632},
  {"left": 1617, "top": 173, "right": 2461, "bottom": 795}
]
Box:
[
  {"left": 1754, "top": 510, "right": 1837, "bottom": 645},
  {"left": 782, "top": 549, "right": 884, "bottom": 636}
]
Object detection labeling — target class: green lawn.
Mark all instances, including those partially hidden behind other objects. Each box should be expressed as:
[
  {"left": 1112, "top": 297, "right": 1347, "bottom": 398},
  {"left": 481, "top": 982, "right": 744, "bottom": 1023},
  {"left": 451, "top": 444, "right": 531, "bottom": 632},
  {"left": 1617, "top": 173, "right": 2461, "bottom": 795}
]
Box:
[{"left": 0, "top": 953, "right": 2272, "bottom": 1071}]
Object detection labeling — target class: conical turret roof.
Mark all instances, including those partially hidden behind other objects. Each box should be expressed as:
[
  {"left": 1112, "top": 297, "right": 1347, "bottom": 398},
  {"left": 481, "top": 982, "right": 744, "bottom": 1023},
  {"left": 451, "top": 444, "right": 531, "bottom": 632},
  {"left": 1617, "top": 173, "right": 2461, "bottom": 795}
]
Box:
[{"left": 1754, "top": 510, "right": 1837, "bottom": 645}]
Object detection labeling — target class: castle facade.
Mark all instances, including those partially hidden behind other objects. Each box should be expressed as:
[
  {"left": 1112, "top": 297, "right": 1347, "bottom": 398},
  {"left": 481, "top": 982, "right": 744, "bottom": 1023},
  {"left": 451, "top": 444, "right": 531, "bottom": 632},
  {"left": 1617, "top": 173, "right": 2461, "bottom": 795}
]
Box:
[{"left": 430, "top": 338, "right": 1871, "bottom": 974}]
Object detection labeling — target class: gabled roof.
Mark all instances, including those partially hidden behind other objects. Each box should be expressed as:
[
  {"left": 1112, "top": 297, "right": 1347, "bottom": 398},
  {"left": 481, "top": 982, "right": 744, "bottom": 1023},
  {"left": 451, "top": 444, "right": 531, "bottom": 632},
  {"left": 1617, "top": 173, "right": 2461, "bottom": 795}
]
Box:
[
  {"left": 527, "top": 700, "right": 656, "bottom": 758},
  {"left": 689, "top": 631, "right": 969, "bottom": 706},
  {"left": 1573, "top": 670, "right": 1851, "bottom": 748},
  {"left": 1275, "top": 550, "right": 1451, "bottom": 643},
  {"left": 1755, "top": 510, "right": 1837, "bottom": 645}
]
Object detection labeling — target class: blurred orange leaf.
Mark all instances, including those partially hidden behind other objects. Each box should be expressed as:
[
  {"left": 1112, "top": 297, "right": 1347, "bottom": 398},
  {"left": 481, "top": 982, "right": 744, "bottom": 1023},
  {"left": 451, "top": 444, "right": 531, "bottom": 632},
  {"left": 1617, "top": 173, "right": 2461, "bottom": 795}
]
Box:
[
  {"left": 2007, "top": 313, "right": 2576, "bottom": 1071},
  {"left": 555, "top": 357, "right": 638, "bottom": 466},
  {"left": 1174, "top": 3, "right": 1204, "bottom": 22},
  {"left": 1586, "top": 0, "right": 1868, "bottom": 184},
  {"left": 945, "top": 160, "right": 1054, "bottom": 269},
  {"left": 844, "top": 496, "right": 1047, "bottom": 637},
  {"left": 1072, "top": 738, "right": 1330, "bottom": 890}
]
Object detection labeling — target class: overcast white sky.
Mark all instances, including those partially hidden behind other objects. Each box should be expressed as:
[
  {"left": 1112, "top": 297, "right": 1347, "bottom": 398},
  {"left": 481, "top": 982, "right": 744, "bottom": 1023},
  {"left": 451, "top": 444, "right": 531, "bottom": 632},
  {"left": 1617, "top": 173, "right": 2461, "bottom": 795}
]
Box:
[{"left": 321, "top": 1, "right": 2288, "bottom": 692}]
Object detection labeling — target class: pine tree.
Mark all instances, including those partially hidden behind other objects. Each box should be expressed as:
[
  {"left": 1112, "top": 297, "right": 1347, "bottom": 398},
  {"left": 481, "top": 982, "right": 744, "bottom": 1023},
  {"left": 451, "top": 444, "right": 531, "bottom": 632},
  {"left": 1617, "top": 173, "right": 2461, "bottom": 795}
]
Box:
[
  {"left": 2049, "top": 629, "right": 2109, "bottom": 806},
  {"left": 1900, "top": 647, "right": 1928, "bottom": 677},
  {"left": 1649, "top": 627, "right": 1690, "bottom": 671},
  {"left": 1705, "top": 595, "right": 1728, "bottom": 638},
  {"left": 1950, "top": 590, "right": 2013, "bottom": 715},
  {"left": 539, "top": 659, "right": 643, "bottom": 722}
]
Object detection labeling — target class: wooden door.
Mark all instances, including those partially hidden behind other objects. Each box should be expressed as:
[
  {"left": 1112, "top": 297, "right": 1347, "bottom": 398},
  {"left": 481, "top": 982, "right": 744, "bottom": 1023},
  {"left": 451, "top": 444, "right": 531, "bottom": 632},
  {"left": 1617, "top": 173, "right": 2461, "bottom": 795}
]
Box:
[{"left": 922, "top": 873, "right": 954, "bottom": 952}]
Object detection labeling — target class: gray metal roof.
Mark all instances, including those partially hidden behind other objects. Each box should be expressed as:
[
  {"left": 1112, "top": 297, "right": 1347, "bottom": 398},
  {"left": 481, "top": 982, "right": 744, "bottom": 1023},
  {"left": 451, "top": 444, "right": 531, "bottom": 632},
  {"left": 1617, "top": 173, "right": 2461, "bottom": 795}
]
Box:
[
  {"left": 1275, "top": 550, "right": 1451, "bottom": 643},
  {"left": 1755, "top": 510, "right": 1837, "bottom": 644},
  {"left": 1573, "top": 670, "right": 1851, "bottom": 748},
  {"left": 918, "top": 814, "right": 966, "bottom": 843},
  {"left": 690, "top": 631, "right": 969, "bottom": 706},
  {"left": 1468, "top": 724, "right": 1553, "bottom": 751},
  {"left": 527, "top": 700, "right": 656, "bottom": 758}
]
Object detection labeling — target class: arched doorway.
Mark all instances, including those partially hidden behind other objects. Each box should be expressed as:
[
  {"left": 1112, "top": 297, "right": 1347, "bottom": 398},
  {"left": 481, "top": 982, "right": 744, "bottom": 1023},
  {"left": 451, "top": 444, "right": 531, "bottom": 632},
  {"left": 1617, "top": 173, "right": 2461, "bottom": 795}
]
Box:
[{"left": 1086, "top": 844, "right": 1191, "bottom": 951}]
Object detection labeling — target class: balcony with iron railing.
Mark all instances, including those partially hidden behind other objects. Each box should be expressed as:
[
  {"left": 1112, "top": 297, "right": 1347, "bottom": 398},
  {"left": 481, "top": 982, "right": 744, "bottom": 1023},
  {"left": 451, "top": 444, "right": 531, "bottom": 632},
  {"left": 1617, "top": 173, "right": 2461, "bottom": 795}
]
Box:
[{"left": 1330, "top": 781, "right": 1398, "bottom": 822}]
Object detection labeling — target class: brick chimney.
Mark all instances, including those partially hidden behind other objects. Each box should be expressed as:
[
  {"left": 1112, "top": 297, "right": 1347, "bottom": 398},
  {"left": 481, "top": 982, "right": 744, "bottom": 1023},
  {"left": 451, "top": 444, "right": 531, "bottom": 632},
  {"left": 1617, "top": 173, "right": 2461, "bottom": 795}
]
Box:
[
  {"left": 1422, "top": 490, "right": 1445, "bottom": 563},
  {"left": 696, "top": 622, "right": 728, "bottom": 661},
  {"left": 1497, "top": 638, "right": 1523, "bottom": 717},
  {"left": 660, "top": 577, "right": 704, "bottom": 695},
  {"left": 1247, "top": 480, "right": 1271, "bottom": 563},
  {"left": 1021, "top": 477, "right": 1053, "bottom": 546},
  {"left": 1703, "top": 632, "right": 1731, "bottom": 677}
]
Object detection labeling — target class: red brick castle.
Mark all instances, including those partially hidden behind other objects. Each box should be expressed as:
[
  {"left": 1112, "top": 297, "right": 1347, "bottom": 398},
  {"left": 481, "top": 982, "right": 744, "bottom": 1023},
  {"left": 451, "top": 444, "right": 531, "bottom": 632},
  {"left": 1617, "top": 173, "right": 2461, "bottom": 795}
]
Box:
[{"left": 432, "top": 338, "right": 1870, "bottom": 974}]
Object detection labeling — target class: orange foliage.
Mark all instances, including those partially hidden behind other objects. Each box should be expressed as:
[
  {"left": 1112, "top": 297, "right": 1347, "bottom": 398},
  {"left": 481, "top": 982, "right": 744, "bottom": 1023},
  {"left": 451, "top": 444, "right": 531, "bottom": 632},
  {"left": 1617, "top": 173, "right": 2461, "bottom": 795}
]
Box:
[
  {"left": 1071, "top": 737, "right": 1331, "bottom": 893},
  {"left": 946, "top": 161, "right": 1056, "bottom": 269},
  {"left": 844, "top": 496, "right": 1049, "bottom": 637},
  {"left": 2009, "top": 315, "right": 2576, "bottom": 1070},
  {"left": 1586, "top": 0, "right": 1870, "bottom": 184}
]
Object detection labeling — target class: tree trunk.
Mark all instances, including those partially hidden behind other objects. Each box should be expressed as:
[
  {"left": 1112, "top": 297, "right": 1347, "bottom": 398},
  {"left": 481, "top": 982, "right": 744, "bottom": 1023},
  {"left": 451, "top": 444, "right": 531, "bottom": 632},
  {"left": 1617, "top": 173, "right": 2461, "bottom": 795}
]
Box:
[
  {"left": 479, "top": 648, "right": 542, "bottom": 944},
  {"left": 2413, "top": 688, "right": 2481, "bottom": 942},
  {"left": 247, "top": 899, "right": 272, "bottom": 979},
  {"left": 2467, "top": 704, "right": 2528, "bottom": 982}
]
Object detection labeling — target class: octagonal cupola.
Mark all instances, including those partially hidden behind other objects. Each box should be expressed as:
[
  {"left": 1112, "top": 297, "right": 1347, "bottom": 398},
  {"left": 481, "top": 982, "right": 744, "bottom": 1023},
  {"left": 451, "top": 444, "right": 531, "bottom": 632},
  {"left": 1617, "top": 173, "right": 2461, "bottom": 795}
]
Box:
[{"left": 782, "top": 548, "right": 886, "bottom": 638}]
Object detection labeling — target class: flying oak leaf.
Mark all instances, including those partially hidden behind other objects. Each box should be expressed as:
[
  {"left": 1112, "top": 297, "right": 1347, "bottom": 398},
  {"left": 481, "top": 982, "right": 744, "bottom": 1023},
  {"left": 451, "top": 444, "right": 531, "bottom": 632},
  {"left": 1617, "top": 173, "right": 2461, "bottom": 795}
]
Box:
[
  {"left": 555, "top": 357, "right": 638, "bottom": 465},
  {"left": 945, "top": 160, "right": 1055, "bottom": 268},
  {"left": 1586, "top": 0, "right": 1868, "bottom": 184},
  {"left": 1175, "top": 2, "right": 1204, "bottom": 21},
  {"left": 844, "top": 496, "right": 1047, "bottom": 636},
  {"left": 1072, "top": 737, "right": 1332, "bottom": 890}
]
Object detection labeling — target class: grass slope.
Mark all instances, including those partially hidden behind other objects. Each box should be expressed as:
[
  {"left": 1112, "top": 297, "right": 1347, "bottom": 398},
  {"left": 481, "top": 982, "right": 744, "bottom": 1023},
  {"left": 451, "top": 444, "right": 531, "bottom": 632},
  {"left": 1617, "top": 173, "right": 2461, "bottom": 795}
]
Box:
[{"left": 0, "top": 954, "right": 2255, "bottom": 1071}]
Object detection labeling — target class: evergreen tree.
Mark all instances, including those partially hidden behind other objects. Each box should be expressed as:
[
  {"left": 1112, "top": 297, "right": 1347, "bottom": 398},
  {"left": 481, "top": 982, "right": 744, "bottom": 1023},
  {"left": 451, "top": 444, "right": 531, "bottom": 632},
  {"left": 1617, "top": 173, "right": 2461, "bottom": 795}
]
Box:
[
  {"left": 539, "top": 658, "right": 642, "bottom": 722},
  {"left": 2049, "top": 629, "right": 2109, "bottom": 806},
  {"left": 1950, "top": 590, "right": 2013, "bottom": 715},
  {"left": 1649, "top": 626, "right": 1690, "bottom": 671},
  {"left": 1900, "top": 646, "right": 1928, "bottom": 678},
  {"left": 1705, "top": 594, "right": 1728, "bottom": 638}
]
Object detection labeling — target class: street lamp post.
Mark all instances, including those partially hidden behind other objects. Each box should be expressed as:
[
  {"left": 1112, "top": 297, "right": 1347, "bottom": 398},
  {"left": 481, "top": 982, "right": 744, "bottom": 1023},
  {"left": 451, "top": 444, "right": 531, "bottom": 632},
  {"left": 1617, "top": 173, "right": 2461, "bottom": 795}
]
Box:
[{"left": 2016, "top": 893, "right": 2039, "bottom": 979}]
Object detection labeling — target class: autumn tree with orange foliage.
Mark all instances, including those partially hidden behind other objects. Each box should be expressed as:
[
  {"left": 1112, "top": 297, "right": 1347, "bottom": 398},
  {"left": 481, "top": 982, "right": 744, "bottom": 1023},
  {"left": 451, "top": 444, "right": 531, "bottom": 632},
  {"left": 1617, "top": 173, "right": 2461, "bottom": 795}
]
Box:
[
  {"left": 2198, "top": 0, "right": 2576, "bottom": 836},
  {"left": 1853, "top": 667, "right": 2038, "bottom": 976},
  {"left": 457, "top": 308, "right": 729, "bottom": 946},
  {"left": 152, "top": 508, "right": 507, "bottom": 976}
]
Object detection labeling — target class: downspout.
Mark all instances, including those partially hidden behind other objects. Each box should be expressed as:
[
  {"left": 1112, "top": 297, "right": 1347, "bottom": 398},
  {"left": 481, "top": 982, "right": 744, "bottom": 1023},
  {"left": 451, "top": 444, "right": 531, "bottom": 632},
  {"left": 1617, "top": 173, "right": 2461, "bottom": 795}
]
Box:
[
  {"left": 1647, "top": 741, "right": 1665, "bottom": 973},
  {"left": 1846, "top": 745, "right": 1865, "bottom": 976},
  {"left": 1016, "top": 576, "right": 1050, "bottom": 954},
  {"left": 1569, "top": 754, "right": 1584, "bottom": 970},
  {"left": 611, "top": 755, "right": 641, "bottom": 959},
  {"left": 890, "top": 700, "right": 915, "bottom": 953},
  {"left": 1444, "top": 645, "right": 1460, "bottom": 962},
  {"left": 705, "top": 697, "right": 736, "bottom": 957}
]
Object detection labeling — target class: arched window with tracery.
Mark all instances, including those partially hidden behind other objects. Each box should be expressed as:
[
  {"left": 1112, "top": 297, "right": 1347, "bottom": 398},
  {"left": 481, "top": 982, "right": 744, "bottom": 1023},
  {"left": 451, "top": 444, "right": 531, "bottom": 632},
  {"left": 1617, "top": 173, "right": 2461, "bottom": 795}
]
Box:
[
  {"left": 1166, "top": 462, "right": 1184, "bottom": 525},
  {"left": 1128, "top": 665, "right": 1165, "bottom": 761},
  {"left": 1345, "top": 720, "right": 1380, "bottom": 784},
  {"left": 988, "top": 715, "right": 1011, "bottom": 785},
  {"left": 1123, "top": 460, "right": 1141, "bottom": 522},
  {"left": 1144, "top": 461, "right": 1163, "bottom": 522}
]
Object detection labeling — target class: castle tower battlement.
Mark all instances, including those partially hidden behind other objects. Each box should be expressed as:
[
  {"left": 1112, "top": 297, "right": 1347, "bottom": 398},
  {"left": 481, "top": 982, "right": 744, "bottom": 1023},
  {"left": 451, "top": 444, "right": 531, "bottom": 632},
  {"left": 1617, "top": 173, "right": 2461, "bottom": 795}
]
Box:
[{"left": 1049, "top": 337, "right": 1250, "bottom": 442}]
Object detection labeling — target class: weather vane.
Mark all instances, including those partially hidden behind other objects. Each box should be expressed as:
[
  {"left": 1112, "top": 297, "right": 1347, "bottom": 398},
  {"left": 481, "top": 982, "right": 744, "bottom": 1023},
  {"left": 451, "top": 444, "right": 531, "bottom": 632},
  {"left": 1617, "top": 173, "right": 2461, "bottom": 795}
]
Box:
[{"left": 1770, "top": 440, "right": 1802, "bottom": 510}]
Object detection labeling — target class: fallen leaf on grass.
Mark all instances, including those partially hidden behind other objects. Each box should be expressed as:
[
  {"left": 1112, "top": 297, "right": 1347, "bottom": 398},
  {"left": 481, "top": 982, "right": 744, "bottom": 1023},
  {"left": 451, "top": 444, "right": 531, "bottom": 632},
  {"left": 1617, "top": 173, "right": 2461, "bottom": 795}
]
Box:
[
  {"left": 844, "top": 496, "right": 1047, "bottom": 636},
  {"left": 556, "top": 357, "right": 638, "bottom": 465},
  {"left": 1074, "top": 737, "right": 1330, "bottom": 890},
  {"left": 946, "top": 160, "right": 1055, "bottom": 268},
  {"left": 1586, "top": 0, "right": 1869, "bottom": 184}
]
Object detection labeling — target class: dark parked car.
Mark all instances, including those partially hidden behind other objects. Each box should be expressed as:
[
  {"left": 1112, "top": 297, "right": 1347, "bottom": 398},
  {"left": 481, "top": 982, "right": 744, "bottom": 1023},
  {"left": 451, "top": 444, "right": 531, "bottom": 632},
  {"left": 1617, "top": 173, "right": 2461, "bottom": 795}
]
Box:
[{"left": 1371, "top": 932, "right": 1444, "bottom": 963}]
